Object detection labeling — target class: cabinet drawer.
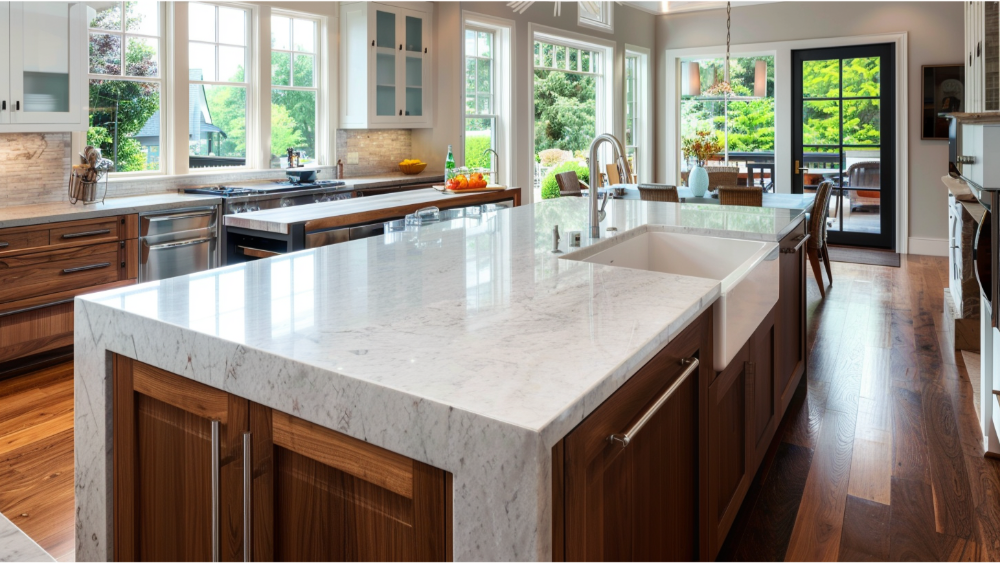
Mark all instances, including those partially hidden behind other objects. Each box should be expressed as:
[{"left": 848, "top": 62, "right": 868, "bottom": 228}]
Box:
[
  {"left": 0, "top": 243, "right": 121, "bottom": 304},
  {"left": 0, "top": 229, "right": 50, "bottom": 254},
  {"left": 50, "top": 219, "right": 119, "bottom": 246}
]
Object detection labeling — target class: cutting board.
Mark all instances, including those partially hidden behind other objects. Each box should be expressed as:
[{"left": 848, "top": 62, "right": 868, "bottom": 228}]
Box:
[{"left": 434, "top": 184, "right": 507, "bottom": 195}]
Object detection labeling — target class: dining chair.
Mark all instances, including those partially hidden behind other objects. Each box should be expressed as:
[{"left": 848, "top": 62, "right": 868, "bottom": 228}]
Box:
[
  {"left": 704, "top": 166, "right": 740, "bottom": 191},
  {"left": 555, "top": 171, "right": 587, "bottom": 197},
  {"left": 605, "top": 163, "right": 622, "bottom": 186},
  {"left": 718, "top": 186, "right": 763, "bottom": 207},
  {"left": 808, "top": 181, "right": 835, "bottom": 298},
  {"left": 637, "top": 184, "right": 679, "bottom": 203},
  {"left": 844, "top": 161, "right": 881, "bottom": 211}
]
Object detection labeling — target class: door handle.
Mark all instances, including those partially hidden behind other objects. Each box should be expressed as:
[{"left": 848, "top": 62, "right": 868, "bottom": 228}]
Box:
[
  {"left": 794, "top": 160, "right": 801, "bottom": 175},
  {"left": 243, "top": 432, "right": 252, "bottom": 563},
  {"left": 211, "top": 420, "right": 221, "bottom": 563},
  {"left": 781, "top": 233, "right": 811, "bottom": 254},
  {"left": 608, "top": 357, "right": 699, "bottom": 447}
]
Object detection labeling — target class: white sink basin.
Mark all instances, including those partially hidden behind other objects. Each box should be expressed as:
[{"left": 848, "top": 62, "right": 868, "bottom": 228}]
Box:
[{"left": 566, "top": 231, "right": 779, "bottom": 371}]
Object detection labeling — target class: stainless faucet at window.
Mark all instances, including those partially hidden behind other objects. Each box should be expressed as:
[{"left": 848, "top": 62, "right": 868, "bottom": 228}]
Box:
[
  {"left": 482, "top": 148, "right": 500, "bottom": 185},
  {"left": 587, "top": 134, "right": 632, "bottom": 238}
]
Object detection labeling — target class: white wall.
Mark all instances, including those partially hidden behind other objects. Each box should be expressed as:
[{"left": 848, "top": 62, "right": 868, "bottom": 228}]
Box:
[
  {"left": 413, "top": 1, "right": 656, "bottom": 201},
  {"left": 655, "top": 1, "right": 964, "bottom": 252}
]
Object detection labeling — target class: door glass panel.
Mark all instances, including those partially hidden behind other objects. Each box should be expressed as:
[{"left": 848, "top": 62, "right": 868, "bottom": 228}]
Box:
[
  {"left": 375, "top": 10, "right": 395, "bottom": 49},
  {"left": 406, "top": 56, "right": 422, "bottom": 88},
  {"left": 842, "top": 57, "right": 880, "bottom": 97},
  {"left": 405, "top": 87, "right": 422, "bottom": 117},
  {"left": 405, "top": 15, "right": 422, "bottom": 52},
  {"left": 841, "top": 149, "right": 882, "bottom": 234},
  {"left": 802, "top": 101, "right": 839, "bottom": 145},
  {"left": 802, "top": 59, "right": 839, "bottom": 98},
  {"left": 21, "top": 3, "right": 71, "bottom": 113},
  {"left": 843, "top": 99, "right": 880, "bottom": 145}
]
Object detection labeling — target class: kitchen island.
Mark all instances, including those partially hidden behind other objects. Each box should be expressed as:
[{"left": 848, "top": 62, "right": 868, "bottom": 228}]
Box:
[{"left": 75, "top": 196, "right": 811, "bottom": 561}]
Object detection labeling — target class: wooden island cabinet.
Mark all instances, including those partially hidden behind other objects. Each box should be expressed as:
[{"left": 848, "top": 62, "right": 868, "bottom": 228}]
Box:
[{"left": 112, "top": 356, "right": 452, "bottom": 562}]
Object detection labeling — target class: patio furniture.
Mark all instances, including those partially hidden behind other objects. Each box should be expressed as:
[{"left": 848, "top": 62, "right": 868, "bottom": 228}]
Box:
[
  {"left": 637, "top": 184, "right": 680, "bottom": 202},
  {"left": 808, "top": 181, "right": 836, "bottom": 298},
  {"left": 555, "top": 171, "right": 588, "bottom": 197},
  {"left": 746, "top": 162, "right": 775, "bottom": 192},
  {"left": 705, "top": 166, "right": 739, "bottom": 190},
  {"left": 718, "top": 186, "right": 763, "bottom": 207},
  {"left": 606, "top": 163, "right": 622, "bottom": 186},
  {"left": 844, "top": 161, "right": 881, "bottom": 211}
]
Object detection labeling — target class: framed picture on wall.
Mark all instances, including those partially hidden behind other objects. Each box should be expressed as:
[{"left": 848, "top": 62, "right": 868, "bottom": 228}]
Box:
[{"left": 922, "top": 64, "right": 965, "bottom": 140}]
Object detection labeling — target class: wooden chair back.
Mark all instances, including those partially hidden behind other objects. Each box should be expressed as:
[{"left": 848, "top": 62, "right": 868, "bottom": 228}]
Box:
[
  {"left": 605, "top": 163, "right": 621, "bottom": 186},
  {"left": 555, "top": 171, "right": 585, "bottom": 196},
  {"left": 809, "top": 181, "right": 835, "bottom": 249},
  {"left": 637, "top": 184, "right": 679, "bottom": 203},
  {"left": 718, "top": 186, "right": 763, "bottom": 207},
  {"left": 705, "top": 166, "right": 740, "bottom": 190}
]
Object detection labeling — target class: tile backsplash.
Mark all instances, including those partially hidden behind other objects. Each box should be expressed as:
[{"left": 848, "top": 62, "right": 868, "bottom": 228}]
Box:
[
  {"left": 336, "top": 129, "right": 412, "bottom": 177},
  {"left": 0, "top": 133, "right": 72, "bottom": 207}
]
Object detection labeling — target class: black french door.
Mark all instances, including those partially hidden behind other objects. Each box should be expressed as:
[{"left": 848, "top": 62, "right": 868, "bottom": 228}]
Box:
[{"left": 791, "top": 43, "right": 896, "bottom": 249}]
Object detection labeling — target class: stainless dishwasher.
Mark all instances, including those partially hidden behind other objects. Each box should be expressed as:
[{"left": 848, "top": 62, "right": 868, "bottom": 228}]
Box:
[{"left": 139, "top": 206, "right": 219, "bottom": 282}]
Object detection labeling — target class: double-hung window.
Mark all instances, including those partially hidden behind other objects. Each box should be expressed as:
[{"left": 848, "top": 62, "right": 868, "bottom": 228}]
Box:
[
  {"left": 464, "top": 27, "right": 496, "bottom": 172},
  {"left": 188, "top": 2, "right": 251, "bottom": 169},
  {"left": 86, "top": 1, "right": 163, "bottom": 173},
  {"left": 270, "top": 14, "right": 319, "bottom": 168},
  {"left": 625, "top": 47, "right": 650, "bottom": 181}
]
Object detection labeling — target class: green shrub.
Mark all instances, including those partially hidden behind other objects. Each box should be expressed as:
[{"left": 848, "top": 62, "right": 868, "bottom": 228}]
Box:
[
  {"left": 464, "top": 132, "right": 492, "bottom": 169},
  {"left": 541, "top": 160, "right": 589, "bottom": 199}
]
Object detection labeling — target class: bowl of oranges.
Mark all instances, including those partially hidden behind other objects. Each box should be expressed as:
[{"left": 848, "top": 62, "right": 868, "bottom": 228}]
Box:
[
  {"left": 399, "top": 159, "right": 427, "bottom": 174},
  {"left": 446, "top": 171, "right": 489, "bottom": 191}
]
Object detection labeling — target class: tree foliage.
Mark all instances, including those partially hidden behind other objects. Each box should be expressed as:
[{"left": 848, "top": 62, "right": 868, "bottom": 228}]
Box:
[
  {"left": 533, "top": 70, "right": 596, "bottom": 154},
  {"left": 271, "top": 51, "right": 316, "bottom": 163}
]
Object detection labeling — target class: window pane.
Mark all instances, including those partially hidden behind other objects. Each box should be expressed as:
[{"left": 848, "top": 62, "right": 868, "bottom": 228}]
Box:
[
  {"left": 125, "top": 1, "right": 158, "bottom": 35},
  {"left": 88, "top": 2, "right": 121, "bottom": 31},
  {"left": 89, "top": 33, "right": 121, "bottom": 75},
  {"left": 569, "top": 49, "right": 578, "bottom": 71},
  {"left": 478, "top": 31, "right": 491, "bottom": 58},
  {"left": 465, "top": 95, "right": 475, "bottom": 114},
  {"left": 271, "top": 89, "right": 316, "bottom": 169},
  {"left": 88, "top": 79, "right": 161, "bottom": 172},
  {"left": 271, "top": 51, "right": 290, "bottom": 86},
  {"left": 803, "top": 100, "right": 840, "bottom": 145},
  {"left": 218, "top": 7, "right": 246, "bottom": 45},
  {"left": 465, "top": 117, "right": 495, "bottom": 169},
  {"left": 477, "top": 59, "right": 491, "bottom": 94},
  {"left": 465, "top": 57, "right": 476, "bottom": 94},
  {"left": 125, "top": 37, "right": 159, "bottom": 78},
  {"left": 843, "top": 99, "right": 880, "bottom": 145},
  {"left": 802, "top": 59, "right": 839, "bottom": 98},
  {"left": 293, "top": 19, "right": 315, "bottom": 52},
  {"left": 542, "top": 43, "right": 553, "bottom": 67},
  {"left": 466, "top": 30, "right": 476, "bottom": 58},
  {"left": 581, "top": 50, "right": 591, "bottom": 72},
  {"left": 554, "top": 45, "right": 566, "bottom": 70},
  {"left": 843, "top": 57, "right": 880, "bottom": 98},
  {"left": 533, "top": 41, "right": 540, "bottom": 66},
  {"left": 189, "top": 85, "right": 246, "bottom": 167},
  {"left": 477, "top": 95, "right": 492, "bottom": 114},
  {"left": 271, "top": 16, "right": 290, "bottom": 50},
  {"left": 189, "top": 43, "right": 215, "bottom": 81},
  {"left": 293, "top": 54, "right": 314, "bottom": 87},
  {"left": 189, "top": 3, "right": 215, "bottom": 42},
  {"left": 219, "top": 46, "right": 246, "bottom": 82}
]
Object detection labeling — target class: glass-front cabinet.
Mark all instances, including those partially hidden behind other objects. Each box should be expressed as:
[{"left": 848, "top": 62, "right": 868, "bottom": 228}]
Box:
[
  {"left": 0, "top": 1, "right": 87, "bottom": 130},
  {"left": 340, "top": 1, "right": 432, "bottom": 128}
]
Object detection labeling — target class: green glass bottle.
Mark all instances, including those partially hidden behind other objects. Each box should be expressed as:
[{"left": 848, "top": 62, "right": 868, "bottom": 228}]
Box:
[{"left": 445, "top": 145, "right": 455, "bottom": 179}]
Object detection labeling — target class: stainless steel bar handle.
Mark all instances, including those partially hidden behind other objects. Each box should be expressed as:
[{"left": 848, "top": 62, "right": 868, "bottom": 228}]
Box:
[
  {"left": 780, "top": 234, "right": 811, "bottom": 254},
  {"left": 243, "top": 432, "right": 252, "bottom": 563},
  {"left": 146, "top": 211, "right": 216, "bottom": 222},
  {"left": 61, "top": 229, "right": 111, "bottom": 239},
  {"left": 62, "top": 262, "right": 111, "bottom": 274},
  {"left": 144, "top": 237, "right": 214, "bottom": 251},
  {"left": 211, "top": 420, "right": 220, "bottom": 563},
  {"left": 0, "top": 242, "right": 9, "bottom": 248},
  {"left": 608, "top": 357, "right": 699, "bottom": 448}
]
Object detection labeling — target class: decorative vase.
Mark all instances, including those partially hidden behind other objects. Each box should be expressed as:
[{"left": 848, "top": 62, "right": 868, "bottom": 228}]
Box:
[{"left": 689, "top": 163, "right": 709, "bottom": 197}]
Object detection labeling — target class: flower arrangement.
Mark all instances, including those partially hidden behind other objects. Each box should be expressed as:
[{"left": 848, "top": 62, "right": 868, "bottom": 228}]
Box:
[{"left": 682, "top": 130, "right": 724, "bottom": 165}]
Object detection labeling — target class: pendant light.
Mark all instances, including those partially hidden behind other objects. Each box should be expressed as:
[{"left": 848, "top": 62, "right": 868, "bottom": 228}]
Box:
[
  {"left": 705, "top": 2, "right": 734, "bottom": 96},
  {"left": 682, "top": 61, "right": 701, "bottom": 96},
  {"left": 754, "top": 59, "right": 767, "bottom": 98}
]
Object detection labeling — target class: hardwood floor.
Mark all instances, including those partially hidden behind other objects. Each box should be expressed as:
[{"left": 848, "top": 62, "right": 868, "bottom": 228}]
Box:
[
  {"left": 721, "top": 255, "right": 1000, "bottom": 562},
  {"left": 0, "top": 256, "right": 998, "bottom": 562},
  {"left": 0, "top": 362, "right": 74, "bottom": 562}
]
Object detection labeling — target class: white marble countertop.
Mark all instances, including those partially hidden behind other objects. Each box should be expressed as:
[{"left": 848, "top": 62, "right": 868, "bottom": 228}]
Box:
[
  {"left": 0, "top": 193, "right": 222, "bottom": 230},
  {"left": 0, "top": 513, "right": 53, "bottom": 562},
  {"left": 224, "top": 187, "right": 510, "bottom": 234},
  {"left": 75, "top": 197, "right": 806, "bottom": 561}
]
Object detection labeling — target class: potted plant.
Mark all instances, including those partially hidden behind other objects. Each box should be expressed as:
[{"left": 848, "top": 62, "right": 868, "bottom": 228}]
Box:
[{"left": 682, "top": 131, "right": 724, "bottom": 197}]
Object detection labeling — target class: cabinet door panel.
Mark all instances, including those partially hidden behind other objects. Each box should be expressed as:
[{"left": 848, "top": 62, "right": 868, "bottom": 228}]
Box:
[
  {"left": 8, "top": 2, "right": 82, "bottom": 125},
  {"left": 776, "top": 229, "right": 807, "bottom": 415},
  {"left": 751, "top": 309, "right": 777, "bottom": 466},
  {"left": 0, "top": 3, "right": 9, "bottom": 125},
  {"left": 114, "top": 357, "right": 249, "bottom": 562}
]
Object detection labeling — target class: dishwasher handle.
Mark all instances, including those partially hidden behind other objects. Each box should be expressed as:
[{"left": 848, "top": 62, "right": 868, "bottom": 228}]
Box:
[
  {"left": 143, "top": 237, "right": 215, "bottom": 251},
  {"left": 145, "top": 211, "right": 216, "bottom": 222}
]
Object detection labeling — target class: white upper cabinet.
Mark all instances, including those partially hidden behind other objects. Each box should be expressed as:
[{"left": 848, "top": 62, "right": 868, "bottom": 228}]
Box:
[
  {"left": 340, "top": 2, "right": 432, "bottom": 128},
  {"left": 0, "top": 1, "right": 87, "bottom": 131}
]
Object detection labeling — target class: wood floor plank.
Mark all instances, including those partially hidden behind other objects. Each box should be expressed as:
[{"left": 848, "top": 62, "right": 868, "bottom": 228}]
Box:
[
  {"left": 920, "top": 380, "right": 976, "bottom": 540},
  {"left": 837, "top": 495, "right": 889, "bottom": 562},
  {"left": 846, "top": 426, "right": 892, "bottom": 505},
  {"left": 891, "top": 382, "right": 931, "bottom": 484},
  {"left": 784, "top": 408, "right": 856, "bottom": 562}
]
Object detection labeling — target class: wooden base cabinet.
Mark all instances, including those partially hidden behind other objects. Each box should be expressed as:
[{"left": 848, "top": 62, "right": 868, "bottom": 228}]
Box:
[
  {"left": 112, "top": 355, "right": 452, "bottom": 562},
  {"left": 553, "top": 310, "right": 713, "bottom": 561},
  {"left": 776, "top": 225, "right": 808, "bottom": 415}
]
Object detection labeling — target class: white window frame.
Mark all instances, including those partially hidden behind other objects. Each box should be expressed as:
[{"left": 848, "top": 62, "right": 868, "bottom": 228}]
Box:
[
  {"left": 528, "top": 24, "right": 615, "bottom": 202},
  {"left": 625, "top": 45, "right": 651, "bottom": 183},
  {"left": 578, "top": 1, "right": 613, "bottom": 33},
  {"left": 269, "top": 9, "right": 324, "bottom": 168},
  {"left": 461, "top": 12, "right": 513, "bottom": 190},
  {"left": 185, "top": 1, "right": 257, "bottom": 173},
  {"left": 78, "top": 1, "right": 168, "bottom": 178}
]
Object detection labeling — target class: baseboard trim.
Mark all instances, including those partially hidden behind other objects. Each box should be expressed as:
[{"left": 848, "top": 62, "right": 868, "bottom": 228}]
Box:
[{"left": 908, "top": 237, "right": 948, "bottom": 256}]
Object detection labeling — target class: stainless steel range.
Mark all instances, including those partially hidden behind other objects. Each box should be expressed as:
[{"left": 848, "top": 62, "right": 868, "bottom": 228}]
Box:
[{"left": 183, "top": 179, "right": 350, "bottom": 215}]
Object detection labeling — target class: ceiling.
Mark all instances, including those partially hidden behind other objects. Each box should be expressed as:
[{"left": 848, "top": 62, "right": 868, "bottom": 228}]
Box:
[{"left": 622, "top": 1, "right": 779, "bottom": 15}]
